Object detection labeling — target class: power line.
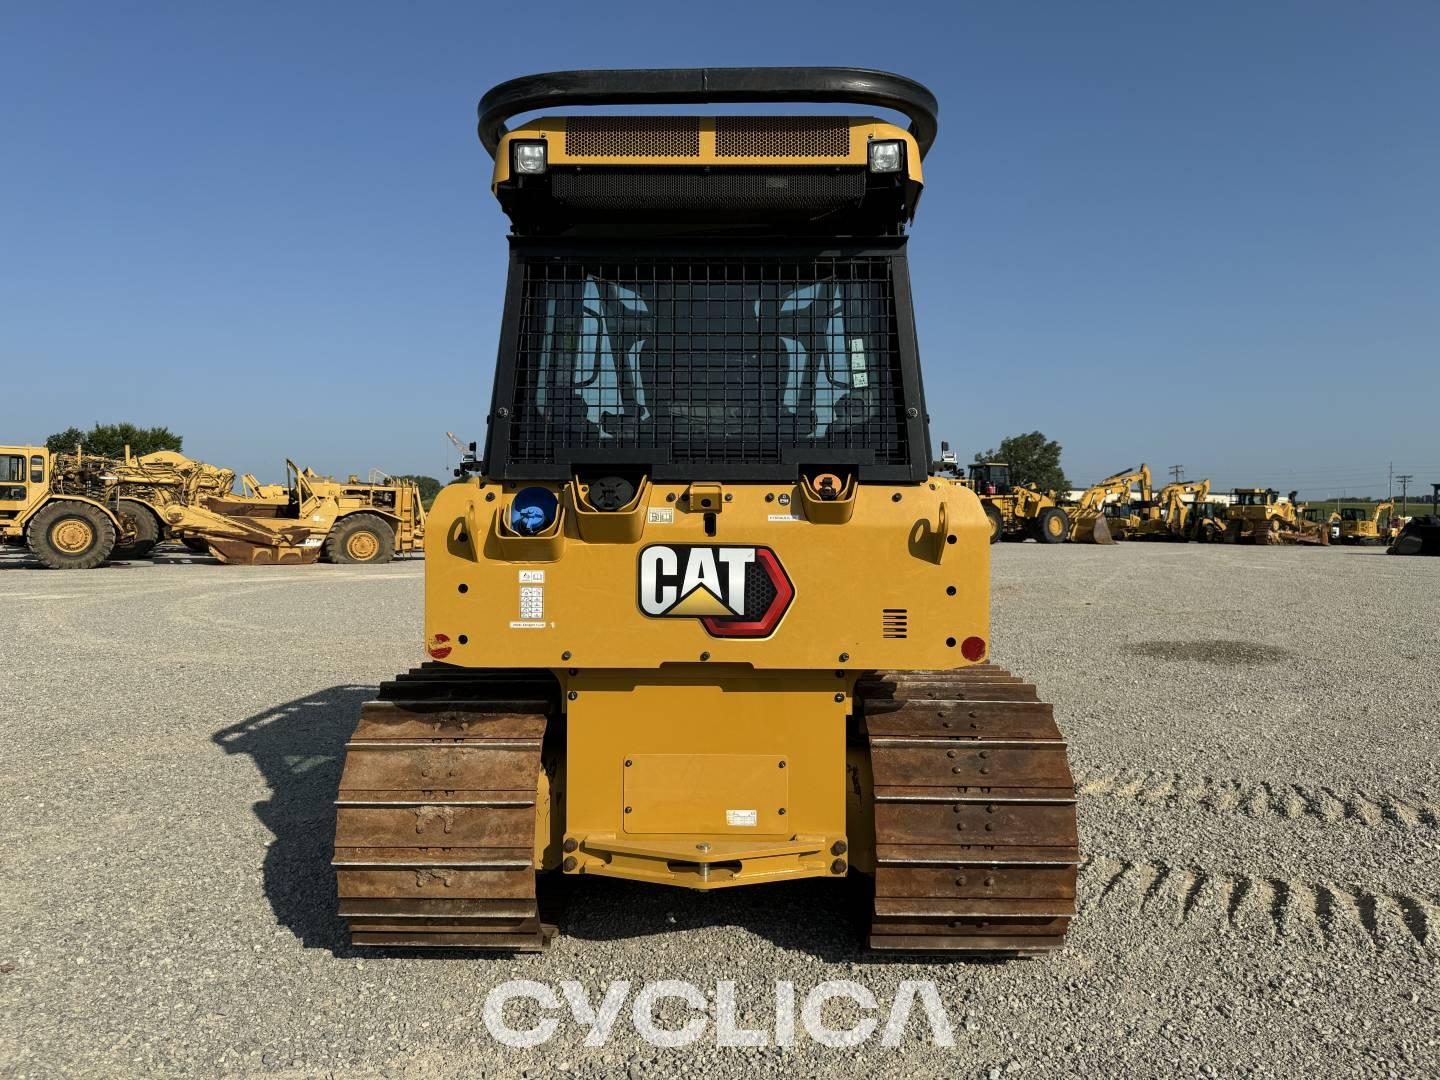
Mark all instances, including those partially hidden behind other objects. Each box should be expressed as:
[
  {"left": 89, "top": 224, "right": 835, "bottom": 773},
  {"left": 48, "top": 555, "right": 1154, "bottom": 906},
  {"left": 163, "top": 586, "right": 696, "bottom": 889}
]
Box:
[{"left": 1168, "top": 464, "right": 1185, "bottom": 483}]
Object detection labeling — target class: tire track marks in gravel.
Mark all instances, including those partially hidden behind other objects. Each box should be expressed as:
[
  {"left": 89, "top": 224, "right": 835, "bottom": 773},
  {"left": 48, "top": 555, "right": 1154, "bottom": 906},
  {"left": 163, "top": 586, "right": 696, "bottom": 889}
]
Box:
[
  {"left": 1075, "top": 769, "right": 1440, "bottom": 831},
  {"left": 1077, "top": 854, "right": 1439, "bottom": 951}
]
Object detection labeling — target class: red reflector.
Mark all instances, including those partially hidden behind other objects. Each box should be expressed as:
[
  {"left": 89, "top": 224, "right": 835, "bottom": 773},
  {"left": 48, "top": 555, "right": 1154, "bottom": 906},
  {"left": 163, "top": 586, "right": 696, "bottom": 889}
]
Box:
[
  {"left": 427, "top": 633, "right": 452, "bottom": 660},
  {"left": 960, "top": 636, "right": 987, "bottom": 662}
]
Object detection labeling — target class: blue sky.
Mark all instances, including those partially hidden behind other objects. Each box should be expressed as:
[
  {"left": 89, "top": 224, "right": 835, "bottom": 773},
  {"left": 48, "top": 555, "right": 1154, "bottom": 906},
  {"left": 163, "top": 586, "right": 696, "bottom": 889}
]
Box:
[{"left": 2, "top": 3, "right": 1436, "bottom": 497}]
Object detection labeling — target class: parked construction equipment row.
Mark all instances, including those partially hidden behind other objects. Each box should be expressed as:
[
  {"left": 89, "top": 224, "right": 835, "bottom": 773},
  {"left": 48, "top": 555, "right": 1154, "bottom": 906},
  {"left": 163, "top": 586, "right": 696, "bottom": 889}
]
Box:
[{"left": 0, "top": 444, "right": 425, "bottom": 569}]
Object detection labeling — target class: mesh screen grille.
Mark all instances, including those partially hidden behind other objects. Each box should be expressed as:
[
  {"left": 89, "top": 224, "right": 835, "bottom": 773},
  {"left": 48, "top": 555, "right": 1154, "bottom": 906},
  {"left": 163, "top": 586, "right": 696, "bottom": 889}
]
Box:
[
  {"left": 549, "top": 170, "right": 865, "bottom": 214},
  {"left": 715, "top": 116, "right": 851, "bottom": 157},
  {"left": 506, "top": 254, "right": 908, "bottom": 469},
  {"left": 565, "top": 117, "right": 701, "bottom": 157}
]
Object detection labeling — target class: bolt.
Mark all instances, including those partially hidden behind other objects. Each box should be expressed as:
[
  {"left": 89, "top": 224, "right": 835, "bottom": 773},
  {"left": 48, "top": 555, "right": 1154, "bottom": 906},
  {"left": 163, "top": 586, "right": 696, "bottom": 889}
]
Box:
[
  {"left": 834, "top": 692, "right": 845, "bottom": 703},
  {"left": 892, "top": 492, "right": 902, "bottom": 502},
  {"left": 624, "top": 806, "right": 632, "bottom": 814},
  {"left": 906, "top": 406, "right": 918, "bottom": 418},
  {"left": 666, "top": 492, "right": 676, "bottom": 502},
  {"left": 724, "top": 493, "right": 733, "bottom": 502},
  {"left": 956, "top": 875, "right": 967, "bottom": 885},
  {"left": 778, "top": 807, "right": 786, "bottom": 816},
  {"left": 838, "top": 652, "right": 849, "bottom": 662},
  {"left": 562, "top": 838, "right": 578, "bottom": 853},
  {"left": 562, "top": 856, "right": 577, "bottom": 872},
  {"left": 624, "top": 758, "right": 633, "bottom": 767},
  {"left": 765, "top": 493, "right": 775, "bottom": 502},
  {"left": 831, "top": 840, "right": 848, "bottom": 856},
  {"left": 485, "top": 492, "right": 495, "bottom": 502},
  {"left": 946, "top": 749, "right": 957, "bottom": 758},
  {"left": 497, "top": 406, "right": 510, "bottom": 418},
  {"left": 952, "top": 766, "right": 963, "bottom": 774},
  {"left": 778, "top": 760, "right": 786, "bottom": 769},
  {"left": 700, "top": 651, "right": 710, "bottom": 662},
  {"left": 561, "top": 650, "right": 572, "bottom": 661},
  {"left": 568, "top": 690, "right": 578, "bottom": 701},
  {"left": 984, "top": 875, "right": 995, "bottom": 887},
  {"left": 831, "top": 859, "right": 848, "bottom": 875}
]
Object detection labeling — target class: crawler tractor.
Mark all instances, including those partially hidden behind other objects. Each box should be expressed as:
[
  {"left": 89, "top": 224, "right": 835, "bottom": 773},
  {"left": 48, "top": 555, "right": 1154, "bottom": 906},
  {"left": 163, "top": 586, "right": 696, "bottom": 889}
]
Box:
[
  {"left": 1224, "top": 488, "right": 1328, "bottom": 545},
  {"left": 331, "top": 68, "right": 1079, "bottom": 956}
]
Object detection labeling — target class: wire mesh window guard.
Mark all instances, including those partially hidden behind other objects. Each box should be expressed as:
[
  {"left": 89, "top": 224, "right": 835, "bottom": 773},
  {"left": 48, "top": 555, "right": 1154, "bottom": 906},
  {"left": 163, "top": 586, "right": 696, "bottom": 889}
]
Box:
[{"left": 505, "top": 254, "right": 910, "bottom": 469}]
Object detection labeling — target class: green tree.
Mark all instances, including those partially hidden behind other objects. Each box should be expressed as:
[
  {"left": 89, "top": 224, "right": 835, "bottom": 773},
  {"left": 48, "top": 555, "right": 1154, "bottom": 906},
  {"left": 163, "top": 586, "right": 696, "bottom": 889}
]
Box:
[
  {"left": 45, "top": 426, "right": 88, "bottom": 453},
  {"left": 975, "top": 431, "right": 1069, "bottom": 494},
  {"left": 45, "top": 422, "right": 183, "bottom": 458}
]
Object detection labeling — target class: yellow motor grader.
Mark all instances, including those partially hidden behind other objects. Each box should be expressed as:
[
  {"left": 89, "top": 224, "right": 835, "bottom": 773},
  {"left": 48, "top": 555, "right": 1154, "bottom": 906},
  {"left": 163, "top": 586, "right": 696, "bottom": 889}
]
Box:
[
  {"left": 164, "top": 461, "right": 426, "bottom": 564},
  {"left": 1223, "top": 488, "right": 1328, "bottom": 545},
  {"left": 329, "top": 68, "right": 1080, "bottom": 957}
]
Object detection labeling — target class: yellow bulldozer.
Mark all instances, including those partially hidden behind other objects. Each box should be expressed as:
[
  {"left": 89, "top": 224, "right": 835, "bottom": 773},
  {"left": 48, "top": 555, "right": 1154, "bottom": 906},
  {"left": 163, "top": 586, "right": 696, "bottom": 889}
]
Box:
[
  {"left": 967, "top": 461, "right": 1070, "bottom": 543},
  {"left": 0, "top": 445, "right": 137, "bottom": 568},
  {"left": 1223, "top": 488, "right": 1328, "bottom": 545},
  {"left": 163, "top": 460, "right": 426, "bottom": 564},
  {"left": 330, "top": 68, "right": 1079, "bottom": 957}
]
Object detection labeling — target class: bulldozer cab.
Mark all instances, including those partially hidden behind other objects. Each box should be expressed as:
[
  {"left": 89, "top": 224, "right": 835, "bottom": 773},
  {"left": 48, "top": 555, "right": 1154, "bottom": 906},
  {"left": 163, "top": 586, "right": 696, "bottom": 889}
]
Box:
[{"left": 969, "top": 462, "right": 1012, "bottom": 495}]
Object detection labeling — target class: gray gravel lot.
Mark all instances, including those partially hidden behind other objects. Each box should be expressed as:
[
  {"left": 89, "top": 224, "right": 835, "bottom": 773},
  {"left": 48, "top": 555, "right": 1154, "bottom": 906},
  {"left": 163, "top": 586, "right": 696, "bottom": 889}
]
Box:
[{"left": 2, "top": 542, "right": 1437, "bottom": 1078}]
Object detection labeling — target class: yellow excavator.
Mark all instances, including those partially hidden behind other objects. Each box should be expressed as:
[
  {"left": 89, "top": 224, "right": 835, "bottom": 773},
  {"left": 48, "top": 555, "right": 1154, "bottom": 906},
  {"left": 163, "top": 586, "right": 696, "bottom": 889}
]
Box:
[
  {"left": 1134, "top": 479, "right": 1211, "bottom": 541},
  {"left": 329, "top": 68, "right": 1079, "bottom": 957},
  {"left": 1065, "top": 465, "right": 1152, "bottom": 543},
  {"left": 1335, "top": 501, "right": 1393, "bottom": 545}
]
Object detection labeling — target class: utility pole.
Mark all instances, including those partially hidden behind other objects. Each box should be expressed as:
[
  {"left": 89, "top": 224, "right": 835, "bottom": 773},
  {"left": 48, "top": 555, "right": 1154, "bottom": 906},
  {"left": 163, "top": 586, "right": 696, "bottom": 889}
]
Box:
[
  {"left": 1168, "top": 464, "right": 1185, "bottom": 484},
  {"left": 1389, "top": 461, "right": 1393, "bottom": 501},
  {"left": 1397, "top": 474, "right": 1413, "bottom": 516},
  {"left": 1431, "top": 482, "right": 1439, "bottom": 517}
]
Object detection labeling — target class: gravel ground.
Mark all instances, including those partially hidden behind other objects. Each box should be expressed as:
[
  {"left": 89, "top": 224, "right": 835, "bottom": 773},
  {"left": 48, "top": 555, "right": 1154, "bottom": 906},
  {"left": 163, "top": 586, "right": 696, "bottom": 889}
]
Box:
[{"left": 2, "top": 541, "right": 1437, "bottom": 1078}]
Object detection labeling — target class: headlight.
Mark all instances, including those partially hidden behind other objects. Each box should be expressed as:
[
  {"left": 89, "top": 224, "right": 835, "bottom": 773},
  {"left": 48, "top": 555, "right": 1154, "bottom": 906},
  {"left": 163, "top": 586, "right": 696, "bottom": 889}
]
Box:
[
  {"left": 512, "top": 140, "right": 548, "bottom": 175},
  {"left": 868, "top": 139, "right": 903, "bottom": 174}
]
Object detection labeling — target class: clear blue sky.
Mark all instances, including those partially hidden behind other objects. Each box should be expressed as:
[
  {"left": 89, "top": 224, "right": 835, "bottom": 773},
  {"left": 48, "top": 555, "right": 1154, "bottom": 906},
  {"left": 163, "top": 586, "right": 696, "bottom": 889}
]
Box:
[{"left": 3, "top": 3, "right": 1437, "bottom": 498}]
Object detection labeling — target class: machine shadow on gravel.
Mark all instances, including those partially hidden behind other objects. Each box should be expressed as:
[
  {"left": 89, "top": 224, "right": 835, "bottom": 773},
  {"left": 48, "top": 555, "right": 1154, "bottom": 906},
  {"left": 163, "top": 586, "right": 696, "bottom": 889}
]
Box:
[
  {"left": 214, "top": 685, "right": 375, "bottom": 953},
  {"left": 213, "top": 685, "right": 925, "bottom": 963}
]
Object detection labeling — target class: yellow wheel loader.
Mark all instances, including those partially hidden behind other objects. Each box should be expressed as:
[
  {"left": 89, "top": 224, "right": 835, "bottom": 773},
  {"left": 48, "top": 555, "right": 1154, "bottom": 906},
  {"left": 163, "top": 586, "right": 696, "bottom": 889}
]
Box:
[
  {"left": 967, "top": 462, "right": 1070, "bottom": 544},
  {"left": 331, "top": 69, "right": 1079, "bottom": 957}
]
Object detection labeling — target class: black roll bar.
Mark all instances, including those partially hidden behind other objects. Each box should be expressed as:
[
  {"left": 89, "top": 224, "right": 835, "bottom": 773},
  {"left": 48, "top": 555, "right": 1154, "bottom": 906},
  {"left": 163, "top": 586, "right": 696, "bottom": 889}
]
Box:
[{"left": 477, "top": 67, "right": 939, "bottom": 161}]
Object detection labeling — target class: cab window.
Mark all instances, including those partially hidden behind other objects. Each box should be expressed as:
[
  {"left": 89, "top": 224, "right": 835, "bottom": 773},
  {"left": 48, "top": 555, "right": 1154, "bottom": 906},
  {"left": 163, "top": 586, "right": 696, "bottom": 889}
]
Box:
[
  {"left": 0, "top": 455, "right": 25, "bottom": 483},
  {"left": 29, "top": 455, "right": 43, "bottom": 483}
]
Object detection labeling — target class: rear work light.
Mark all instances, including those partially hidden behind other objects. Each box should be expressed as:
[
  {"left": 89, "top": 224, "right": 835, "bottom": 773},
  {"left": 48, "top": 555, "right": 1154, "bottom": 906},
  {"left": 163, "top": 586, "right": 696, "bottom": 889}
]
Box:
[
  {"left": 867, "top": 139, "right": 903, "bottom": 173},
  {"left": 512, "top": 140, "right": 547, "bottom": 175}
]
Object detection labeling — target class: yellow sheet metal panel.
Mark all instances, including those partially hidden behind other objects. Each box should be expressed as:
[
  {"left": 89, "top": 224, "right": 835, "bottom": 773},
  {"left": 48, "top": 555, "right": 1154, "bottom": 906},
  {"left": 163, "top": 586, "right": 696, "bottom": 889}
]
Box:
[
  {"left": 563, "top": 673, "right": 846, "bottom": 847},
  {"left": 623, "top": 753, "right": 789, "bottom": 836},
  {"left": 492, "top": 117, "right": 923, "bottom": 186},
  {"left": 424, "top": 479, "right": 988, "bottom": 672}
]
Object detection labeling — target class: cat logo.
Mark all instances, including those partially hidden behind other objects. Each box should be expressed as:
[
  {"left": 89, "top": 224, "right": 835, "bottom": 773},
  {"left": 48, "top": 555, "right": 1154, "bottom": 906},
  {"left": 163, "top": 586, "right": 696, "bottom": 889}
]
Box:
[{"left": 637, "top": 545, "right": 794, "bottom": 638}]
